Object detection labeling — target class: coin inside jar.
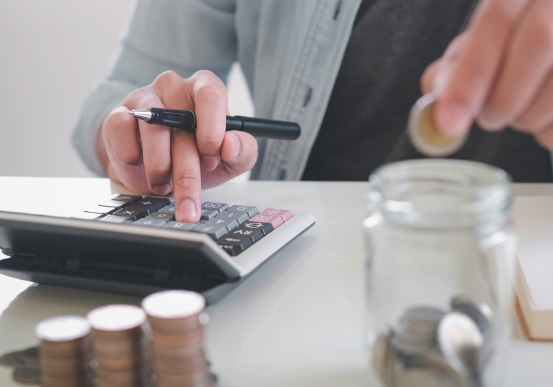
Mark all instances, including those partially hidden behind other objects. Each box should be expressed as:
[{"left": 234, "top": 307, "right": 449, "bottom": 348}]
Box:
[
  {"left": 450, "top": 294, "right": 493, "bottom": 333},
  {"left": 438, "top": 312, "right": 483, "bottom": 376},
  {"left": 408, "top": 93, "right": 468, "bottom": 157}
]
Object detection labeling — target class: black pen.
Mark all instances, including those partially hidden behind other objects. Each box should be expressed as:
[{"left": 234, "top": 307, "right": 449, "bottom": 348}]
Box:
[{"left": 129, "top": 108, "right": 301, "bottom": 140}]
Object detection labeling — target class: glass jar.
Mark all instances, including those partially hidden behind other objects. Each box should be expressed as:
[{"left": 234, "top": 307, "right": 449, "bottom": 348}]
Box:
[{"left": 364, "top": 160, "right": 515, "bottom": 387}]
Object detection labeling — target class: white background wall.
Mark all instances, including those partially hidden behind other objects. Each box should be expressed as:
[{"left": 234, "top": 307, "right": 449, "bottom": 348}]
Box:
[{"left": 0, "top": 0, "right": 254, "bottom": 178}]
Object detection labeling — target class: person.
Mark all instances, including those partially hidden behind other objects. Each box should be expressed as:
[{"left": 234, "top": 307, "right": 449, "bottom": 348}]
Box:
[{"left": 72, "top": 0, "right": 553, "bottom": 223}]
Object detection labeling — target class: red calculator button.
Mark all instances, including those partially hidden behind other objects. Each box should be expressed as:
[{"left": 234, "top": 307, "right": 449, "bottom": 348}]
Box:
[
  {"left": 260, "top": 208, "right": 294, "bottom": 222},
  {"left": 249, "top": 213, "right": 284, "bottom": 228}
]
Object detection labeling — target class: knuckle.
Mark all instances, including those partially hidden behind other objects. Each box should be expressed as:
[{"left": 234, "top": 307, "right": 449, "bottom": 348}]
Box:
[
  {"left": 146, "top": 162, "right": 171, "bottom": 178},
  {"left": 195, "top": 83, "right": 227, "bottom": 106},
  {"left": 118, "top": 151, "right": 142, "bottom": 166},
  {"left": 155, "top": 70, "right": 182, "bottom": 89},
  {"left": 526, "top": 19, "right": 553, "bottom": 51},
  {"left": 199, "top": 134, "right": 221, "bottom": 152},
  {"left": 245, "top": 134, "right": 259, "bottom": 155},
  {"left": 462, "top": 57, "right": 493, "bottom": 91},
  {"left": 487, "top": 0, "right": 519, "bottom": 27},
  {"left": 173, "top": 170, "right": 200, "bottom": 192},
  {"left": 105, "top": 109, "right": 133, "bottom": 132},
  {"left": 193, "top": 69, "right": 217, "bottom": 81}
]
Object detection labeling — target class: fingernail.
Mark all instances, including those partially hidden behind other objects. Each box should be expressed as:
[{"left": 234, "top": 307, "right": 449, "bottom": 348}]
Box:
[
  {"left": 152, "top": 183, "right": 171, "bottom": 196},
  {"left": 435, "top": 102, "right": 472, "bottom": 136},
  {"left": 231, "top": 134, "right": 241, "bottom": 159},
  {"left": 478, "top": 106, "right": 505, "bottom": 130},
  {"left": 201, "top": 156, "right": 219, "bottom": 171},
  {"left": 178, "top": 199, "right": 197, "bottom": 222}
]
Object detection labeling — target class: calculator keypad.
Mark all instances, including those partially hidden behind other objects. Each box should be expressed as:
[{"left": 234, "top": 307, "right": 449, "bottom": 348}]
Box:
[
  {"left": 146, "top": 212, "right": 175, "bottom": 221},
  {"left": 77, "top": 195, "right": 293, "bottom": 257}
]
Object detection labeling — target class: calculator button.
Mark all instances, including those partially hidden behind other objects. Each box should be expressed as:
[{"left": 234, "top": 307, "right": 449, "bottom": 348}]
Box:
[
  {"left": 84, "top": 205, "right": 115, "bottom": 215},
  {"left": 163, "top": 221, "right": 199, "bottom": 231},
  {"left": 200, "top": 209, "right": 219, "bottom": 220},
  {"left": 260, "top": 208, "right": 294, "bottom": 222},
  {"left": 226, "top": 205, "right": 259, "bottom": 217},
  {"left": 204, "top": 217, "right": 239, "bottom": 232},
  {"left": 111, "top": 194, "right": 142, "bottom": 202},
  {"left": 249, "top": 214, "right": 284, "bottom": 228},
  {"left": 125, "top": 197, "right": 171, "bottom": 214},
  {"left": 157, "top": 205, "right": 176, "bottom": 214},
  {"left": 228, "top": 226, "right": 264, "bottom": 243},
  {"left": 113, "top": 208, "right": 147, "bottom": 221},
  {"left": 192, "top": 223, "right": 228, "bottom": 240},
  {"left": 72, "top": 212, "right": 104, "bottom": 220},
  {"left": 218, "top": 244, "right": 241, "bottom": 256},
  {"left": 201, "top": 202, "right": 229, "bottom": 213},
  {"left": 146, "top": 212, "right": 175, "bottom": 221},
  {"left": 133, "top": 219, "right": 167, "bottom": 228},
  {"left": 215, "top": 211, "right": 249, "bottom": 224},
  {"left": 241, "top": 221, "right": 274, "bottom": 235},
  {"left": 217, "top": 235, "right": 253, "bottom": 256},
  {"left": 99, "top": 215, "right": 134, "bottom": 224},
  {"left": 99, "top": 199, "right": 131, "bottom": 208}
]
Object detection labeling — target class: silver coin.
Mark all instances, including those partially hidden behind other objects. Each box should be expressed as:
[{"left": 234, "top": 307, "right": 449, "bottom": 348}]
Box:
[
  {"left": 409, "top": 351, "right": 467, "bottom": 387},
  {"left": 392, "top": 307, "right": 444, "bottom": 356},
  {"left": 438, "top": 312, "right": 483, "bottom": 377},
  {"left": 35, "top": 315, "right": 91, "bottom": 342},
  {"left": 372, "top": 328, "right": 393, "bottom": 385},
  {"left": 404, "top": 306, "right": 445, "bottom": 325},
  {"left": 396, "top": 367, "right": 458, "bottom": 387},
  {"left": 390, "top": 349, "right": 405, "bottom": 387},
  {"left": 450, "top": 294, "right": 493, "bottom": 333},
  {"left": 476, "top": 329, "right": 496, "bottom": 379},
  {"left": 392, "top": 334, "right": 436, "bottom": 356}
]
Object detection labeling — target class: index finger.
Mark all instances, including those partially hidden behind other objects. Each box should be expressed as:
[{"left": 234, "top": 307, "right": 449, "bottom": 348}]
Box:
[
  {"left": 435, "top": 0, "right": 532, "bottom": 135},
  {"left": 171, "top": 128, "right": 202, "bottom": 223}
]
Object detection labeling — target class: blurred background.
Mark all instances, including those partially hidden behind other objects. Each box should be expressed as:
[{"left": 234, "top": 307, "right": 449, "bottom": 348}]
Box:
[{"left": 0, "top": 0, "right": 254, "bottom": 178}]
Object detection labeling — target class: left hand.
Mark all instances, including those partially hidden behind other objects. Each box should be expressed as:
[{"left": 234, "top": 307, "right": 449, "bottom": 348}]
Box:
[{"left": 421, "top": 0, "right": 553, "bottom": 149}]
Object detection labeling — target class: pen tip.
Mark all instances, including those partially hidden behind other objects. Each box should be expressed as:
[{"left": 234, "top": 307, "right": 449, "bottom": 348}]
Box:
[{"left": 128, "top": 111, "right": 135, "bottom": 116}]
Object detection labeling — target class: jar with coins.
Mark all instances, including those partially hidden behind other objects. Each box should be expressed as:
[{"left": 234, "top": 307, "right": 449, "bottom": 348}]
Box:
[{"left": 364, "top": 159, "right": 515, "bottom": 387}]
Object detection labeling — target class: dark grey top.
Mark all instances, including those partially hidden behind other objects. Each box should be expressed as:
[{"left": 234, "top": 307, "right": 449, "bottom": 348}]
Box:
[{"left": 302, "top": 0, "right": 552, "bottom": 182}]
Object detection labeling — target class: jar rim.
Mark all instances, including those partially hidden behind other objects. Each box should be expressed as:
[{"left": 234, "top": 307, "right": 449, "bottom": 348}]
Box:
[{"left": 368, "top": 160, "right": 512, "bottom": 229}]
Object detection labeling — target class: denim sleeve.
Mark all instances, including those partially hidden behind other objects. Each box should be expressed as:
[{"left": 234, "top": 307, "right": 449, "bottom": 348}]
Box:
[{"left": 72, "top": 0, "right": 237, "bottom": 176}]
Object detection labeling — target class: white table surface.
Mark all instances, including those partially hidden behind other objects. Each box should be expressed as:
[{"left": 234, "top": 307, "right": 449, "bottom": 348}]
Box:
[{"left": 0, "top": 177, "right": 551, "bottom": 387}]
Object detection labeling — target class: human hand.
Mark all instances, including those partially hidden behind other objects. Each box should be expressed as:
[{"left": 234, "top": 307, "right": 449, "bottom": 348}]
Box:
[
  {"left": 421, "top": 0, "right": 553, "bottom": 149},
  {"left": 96, "top": 70, "right": 258, "bottom": 223}
]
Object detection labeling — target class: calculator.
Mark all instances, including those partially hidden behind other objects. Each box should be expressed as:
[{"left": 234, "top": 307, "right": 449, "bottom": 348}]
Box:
[{"left": 0, "top": 194, "right": 316, "bottom": 303}]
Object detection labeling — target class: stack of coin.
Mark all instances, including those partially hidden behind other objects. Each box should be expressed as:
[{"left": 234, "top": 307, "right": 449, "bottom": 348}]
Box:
[
  {"left": 372, "top": 296, "right": 494, "bottom": 387},
  {"left": 391, "top": 307, "right": 444, "bottom": 356},
  {"left": 35, "top": 315, "right": 94, "bottom": 387},
  {"left": 141, "top": 290, "right": 214, "bottom": 387},
  {"left": 87, "top": 305, "right": 153, "bottom": 387}
]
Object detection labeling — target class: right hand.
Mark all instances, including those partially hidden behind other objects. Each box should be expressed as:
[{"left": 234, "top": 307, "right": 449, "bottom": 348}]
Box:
[{"left": 96, "top": 70, "right": 258, "bottom": 223}]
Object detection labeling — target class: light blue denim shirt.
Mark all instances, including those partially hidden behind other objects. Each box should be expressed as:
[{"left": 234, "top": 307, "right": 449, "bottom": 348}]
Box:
[{"left": 72, "top": 0, "right": 362, "bottom": 180}]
